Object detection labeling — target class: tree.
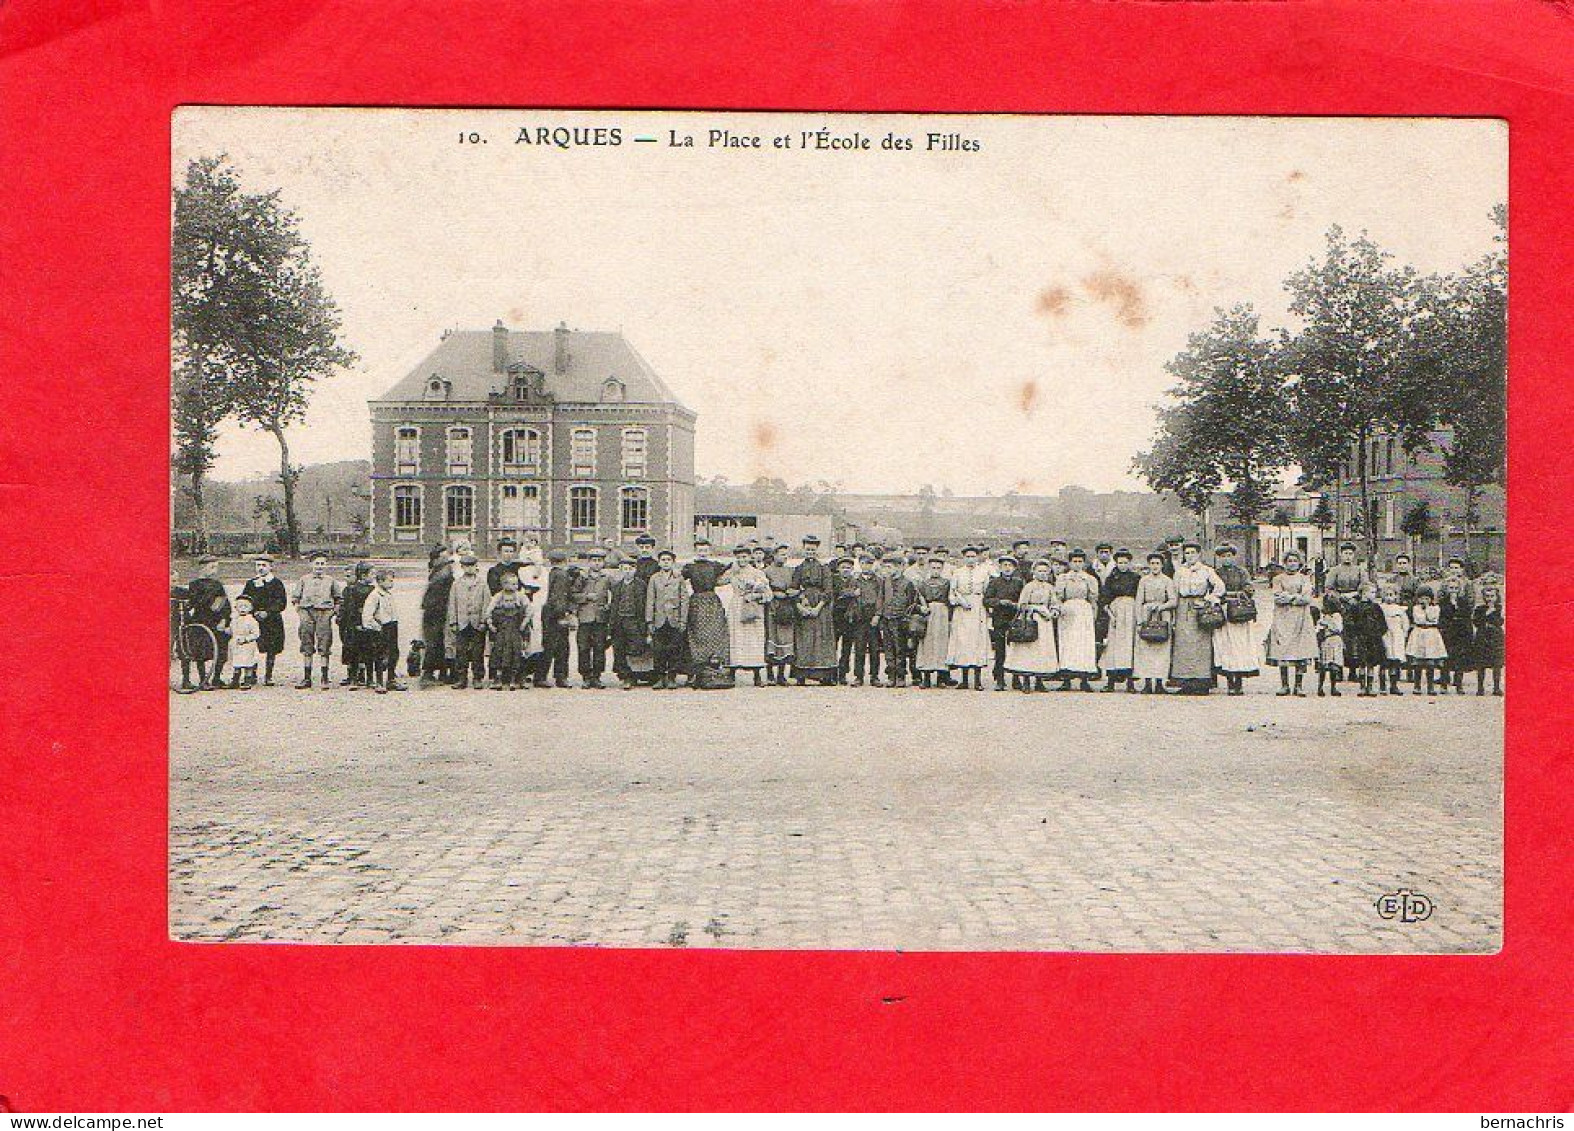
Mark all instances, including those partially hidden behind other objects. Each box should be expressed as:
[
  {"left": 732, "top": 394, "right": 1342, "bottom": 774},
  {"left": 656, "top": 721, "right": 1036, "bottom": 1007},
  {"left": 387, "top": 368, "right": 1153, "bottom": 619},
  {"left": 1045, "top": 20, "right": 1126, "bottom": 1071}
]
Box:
[
  {"left": 1134, "top": 305, "right": 1289, "bottom": 537},
  {"left": 1269, "top": 505, "right": 1293, "bottom": 529},
  {"left": 1279, "top": 227, "right": 1421, "bottom": 564},
  {"left": 1396, "top": 207, "right": 1506, "bottom": 561},
  {"left": 172, "top": 156, "right": 258, "bottom": 551},
  {"left": 1400, "top": 499, "right": 1433, "bottom": 560},
  {"left": 1310, "top": 495, "right": 1334, "bottom": 531}
]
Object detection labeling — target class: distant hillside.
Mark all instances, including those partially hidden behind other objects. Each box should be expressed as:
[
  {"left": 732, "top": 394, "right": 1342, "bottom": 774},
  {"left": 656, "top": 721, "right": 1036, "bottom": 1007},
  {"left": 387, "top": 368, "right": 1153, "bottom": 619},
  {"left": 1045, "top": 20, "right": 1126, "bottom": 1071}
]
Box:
[{"left": 173, "top": 460, "right": 372, "bottom": 534}]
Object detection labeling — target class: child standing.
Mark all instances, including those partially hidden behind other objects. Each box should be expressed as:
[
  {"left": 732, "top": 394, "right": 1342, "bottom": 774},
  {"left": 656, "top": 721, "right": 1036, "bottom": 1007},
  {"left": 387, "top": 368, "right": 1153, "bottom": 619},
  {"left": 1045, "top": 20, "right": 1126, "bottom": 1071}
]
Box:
[
  {"left": 1406, "top": 589, "right": 1448, "bottom": 696},
  {"left": 486, "top": 572, "right": 533, "bottom": 691},
  {"left": 361, "top": 568, "right": 407, "bottom": 694},
  {"left": 1316, "top": 595, "right": 1345, "bottom": 697},
  {"left": 1471, "top": 581, "right": 1505, "bottom": 696},
  {"left": 1344, "top": 581, "right": 1389, "bottom": 697},
  {"left": 1379, "top": 584, "right": 1411, "bottom": 696},
  {"left": 229, "top": 595, "right": 260, "bottom": 690}
]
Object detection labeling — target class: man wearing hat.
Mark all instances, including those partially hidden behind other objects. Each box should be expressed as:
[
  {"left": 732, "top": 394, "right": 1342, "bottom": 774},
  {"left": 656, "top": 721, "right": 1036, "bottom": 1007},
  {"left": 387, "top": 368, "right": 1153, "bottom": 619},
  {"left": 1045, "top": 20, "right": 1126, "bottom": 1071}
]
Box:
[
  {"left": 983, "top": 553, "right": 1024, "bottom": 691},
  {"left": 340, "top": 560, "right": 376, "bottom": 688},
  {"left": 645, "top": 549, "right": 689, "bottom": 689},
  {"left": 418, "top": 545, "right": 455, "bottom": 688},
  {"left": 840, "top": 550, "right": 886, "bottom": 686},
  {"left": 610, "top": 539, "right": 658, "bottom": 687},
  {"left": 184, "top": 554, "right": 232, "bottom": 690},
  {"left": 878, "top": 551, "right": 923, "bottom": 688},
  {"left": 291, "top": 552, "right": 342, "bottom": 689},
  {"left": 572, "top": 548, "right": 614, "bottom": 688},
  {"left": 239, "top": 553, "right": 289, "bottom": 685},
  {"left": 1091, "top": 543, "right": 1116, "bottom": 584},
  {"left": 447, "top": 550, "right": 491, "bottom": 688},
  {"left": 536, "top": 547, "right": 575, "bottom": 688}
]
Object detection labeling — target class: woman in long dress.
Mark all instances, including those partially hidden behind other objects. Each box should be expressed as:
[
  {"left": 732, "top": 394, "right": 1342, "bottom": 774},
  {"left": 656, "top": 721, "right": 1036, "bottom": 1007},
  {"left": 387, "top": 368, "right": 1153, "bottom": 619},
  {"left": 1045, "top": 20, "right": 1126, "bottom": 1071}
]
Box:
[
  {"left": 1169, "top": 542, "right": 1225, "bottom": 695},
  {"left": 1054, "top": 550, "right": 1100, "bottom": 691},
  {"left": 1211, "top": 543, "right": 1259, "bottom": 696},
  {"left": 1133, "top": 554, "right": 1178, "bottom": 694},
  {"left": 914, "top": 557, "right": 953, "bottom": 688},
  {"left": 1005, "top": 560, "right": 1060, "bottom": 692},
  {"left": 763, "top": 544, "right": 797, "bottom": 686},
  {"left": 1267, "top": 549, "right": 1318, "bottom": 697},
  {"left": 945, "top": 546, "right": 992, "bottom": 689},
  {"left": 790, "top": 537, "right": 838, "bottom": 684},
  {"left": 1098, "top": 549, "right": 1140, "bottom": 692},
  {"left": 683, "top": 545, "right": 734, "bottom": 689},
  {"left": 723, "top": 544, "right": 771, "bottom": 686}
]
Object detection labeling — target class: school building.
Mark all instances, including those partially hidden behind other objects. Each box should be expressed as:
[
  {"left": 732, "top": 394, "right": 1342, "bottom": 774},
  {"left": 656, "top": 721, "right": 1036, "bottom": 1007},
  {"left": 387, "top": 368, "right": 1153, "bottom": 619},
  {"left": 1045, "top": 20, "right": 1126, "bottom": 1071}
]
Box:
[{"left": 368, "top": 320, "right": 697, "bottom": 555}]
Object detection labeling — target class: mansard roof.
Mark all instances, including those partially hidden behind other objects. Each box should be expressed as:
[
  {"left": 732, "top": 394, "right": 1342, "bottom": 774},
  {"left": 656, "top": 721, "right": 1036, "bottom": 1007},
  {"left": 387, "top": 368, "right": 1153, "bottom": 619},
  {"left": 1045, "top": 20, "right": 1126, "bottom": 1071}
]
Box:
[{"left": 373, "top": 326, "right": 689, "bottom": 411}]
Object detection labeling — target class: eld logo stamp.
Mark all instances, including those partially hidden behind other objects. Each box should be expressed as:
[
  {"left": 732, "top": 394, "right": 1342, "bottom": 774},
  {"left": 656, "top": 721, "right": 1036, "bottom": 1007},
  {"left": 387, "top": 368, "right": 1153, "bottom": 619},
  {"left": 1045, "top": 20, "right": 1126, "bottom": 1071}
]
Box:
[{"left": 1376, "top": 890, "right": 1435, "bottom": 923}]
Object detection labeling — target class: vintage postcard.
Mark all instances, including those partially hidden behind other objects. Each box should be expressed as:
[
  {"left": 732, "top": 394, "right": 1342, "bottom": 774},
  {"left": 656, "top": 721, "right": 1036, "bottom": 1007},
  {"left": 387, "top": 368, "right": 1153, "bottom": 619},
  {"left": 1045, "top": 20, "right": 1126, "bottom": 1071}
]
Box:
[{"left": 169, "top": 108, "right": 1505, "bottom": 951}]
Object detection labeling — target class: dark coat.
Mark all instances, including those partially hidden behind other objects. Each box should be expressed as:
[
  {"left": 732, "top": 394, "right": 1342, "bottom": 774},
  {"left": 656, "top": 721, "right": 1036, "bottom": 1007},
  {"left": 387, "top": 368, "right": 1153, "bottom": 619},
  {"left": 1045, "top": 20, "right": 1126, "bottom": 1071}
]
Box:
[
  {"left": 240, "top": 575, "right": 288, "bottom": 654},
  {"left": 983, "top": 575, "right": 1025, "bottom": 632}
]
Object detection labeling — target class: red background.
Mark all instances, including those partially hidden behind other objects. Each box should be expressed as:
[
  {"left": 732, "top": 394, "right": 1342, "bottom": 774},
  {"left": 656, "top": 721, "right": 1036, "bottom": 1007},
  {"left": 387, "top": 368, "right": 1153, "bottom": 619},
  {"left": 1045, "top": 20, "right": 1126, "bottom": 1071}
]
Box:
[{"left": 1, "top": 0, "right": 1568, "bottom": 1111}]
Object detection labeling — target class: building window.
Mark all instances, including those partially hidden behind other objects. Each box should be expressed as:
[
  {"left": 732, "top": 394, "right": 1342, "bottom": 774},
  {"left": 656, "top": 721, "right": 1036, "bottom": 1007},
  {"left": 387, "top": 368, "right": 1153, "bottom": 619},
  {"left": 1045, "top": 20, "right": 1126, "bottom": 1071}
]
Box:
[
  {"left": 446, "top": 426, "right": 472, "bottom": 475},
  {"left": 570, "top": 485, "right": 598, "bottom": 533},
  {"left": 500, "top": 427, "right": 542, "bottom": 472},
  {"left": 393, "top": 484, "right": 422, "bottom": 541},
  {"left": 570, "top": 427, "right": 596, "bottom": 477},
  {"left": 395, "top": 426, "right": 420, "bottom": 475},
  {"left": 621, "top": 428, "right": 648, "bottom": 478},
  {"left": 620, "top": 486, "right": 650, "bottom": 533},
  {"left": 445, "top": 485, "right": 475, "bottom": 531},
  {"left": 497, "top": 483, "right": 542, "bottom": 531},
  {"left": 1383, "top": 495, "right": 1397, "bottom": 537},
  {"left": 602, "top": 376, "right": 626, "bottom": 403}
]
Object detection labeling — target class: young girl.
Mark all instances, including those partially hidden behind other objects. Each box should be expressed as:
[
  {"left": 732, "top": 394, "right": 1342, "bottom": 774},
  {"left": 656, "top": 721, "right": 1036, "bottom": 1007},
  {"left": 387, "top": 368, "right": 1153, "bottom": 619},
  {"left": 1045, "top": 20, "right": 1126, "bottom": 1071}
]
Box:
[
  {"left": 1132, "top": 553, "right": 1178, "bottom": 695},
  {"left": 1378, "top": 584, "right": 1412, "bottom": 696},
  {"left": 229, "top": 595, "right": 260, "bottom": 690},
  {"left": 1343, "top": 581, "right": 1389, "bottom": 698},
  {"left": 1406, "top": 589, "right": 1449, "bottom": 696},
  {"left": 1005, "top": 560, "right": 1060, "bottom": 692},
  {"left": 1471, "top": 581, "right": 1505, "bottom": 696},
  {"left": 1316, "top": 594, "right": 1345, "bottom": 697},
  {"left": 486, "top": 572, "right": 533, "bottom": 691},
  {"left": 1267, "top": 550, "right": 1317, "bottom": 697}
]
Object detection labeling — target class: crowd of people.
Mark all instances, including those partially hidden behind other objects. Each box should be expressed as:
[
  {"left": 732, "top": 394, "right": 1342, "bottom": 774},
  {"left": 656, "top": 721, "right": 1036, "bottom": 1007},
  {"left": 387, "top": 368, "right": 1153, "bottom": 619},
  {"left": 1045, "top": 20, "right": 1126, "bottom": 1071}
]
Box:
[{"left": 171, "top": 533, "right": 1505, "bottom": 699}]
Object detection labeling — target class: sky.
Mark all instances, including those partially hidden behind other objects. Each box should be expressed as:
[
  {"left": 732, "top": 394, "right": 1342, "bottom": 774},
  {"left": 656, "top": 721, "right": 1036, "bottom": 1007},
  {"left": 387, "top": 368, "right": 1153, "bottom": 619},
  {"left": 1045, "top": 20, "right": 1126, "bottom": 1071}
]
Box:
[{"left": 173, "top": 109, "right": 1505, "bottom": 494}]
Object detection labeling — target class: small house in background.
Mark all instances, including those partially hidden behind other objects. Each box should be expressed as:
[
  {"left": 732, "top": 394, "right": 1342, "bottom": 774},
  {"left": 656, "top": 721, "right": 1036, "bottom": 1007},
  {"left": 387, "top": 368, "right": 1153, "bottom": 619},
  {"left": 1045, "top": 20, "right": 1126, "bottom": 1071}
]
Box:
[
  {"left": 693, "top": 510, "right": 836, "bottom": 552},
  {"left": 368, "top": 320, "right": 696, "bottom": 555}
]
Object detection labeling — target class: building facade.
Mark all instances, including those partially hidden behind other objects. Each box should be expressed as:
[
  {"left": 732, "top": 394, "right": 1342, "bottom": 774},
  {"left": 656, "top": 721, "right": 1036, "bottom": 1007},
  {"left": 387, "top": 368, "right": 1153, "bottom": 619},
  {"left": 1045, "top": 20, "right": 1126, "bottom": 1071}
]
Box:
[
  {"left": 369, "top": 321, "right": 696, "bottom": 556},
  {"left": 1327, "top": 427, "right": 1504, "bottom": 571}
]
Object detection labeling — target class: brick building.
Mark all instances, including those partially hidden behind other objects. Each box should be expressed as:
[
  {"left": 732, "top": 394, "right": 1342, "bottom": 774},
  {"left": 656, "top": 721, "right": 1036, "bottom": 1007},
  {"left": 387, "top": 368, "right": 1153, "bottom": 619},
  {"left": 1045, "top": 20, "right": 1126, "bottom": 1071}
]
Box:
[
  {"left": 368, "top": 320, "right": 696, "bottom": 555},
  {"left": 1327, "top": 426, "right": 1504, "bottom": 571}
]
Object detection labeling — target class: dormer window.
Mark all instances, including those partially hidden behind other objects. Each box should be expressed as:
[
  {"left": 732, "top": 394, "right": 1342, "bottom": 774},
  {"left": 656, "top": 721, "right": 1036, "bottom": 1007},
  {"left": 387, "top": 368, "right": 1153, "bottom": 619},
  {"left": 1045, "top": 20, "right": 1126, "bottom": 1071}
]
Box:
[
  {"left": 507, "top": 364, "right": 547, "bottom": 402},
  {"left": 602, "top": 376, "right": 626, "bottom": 403},
  {"left": 424, "top": 374, "right": 450, "bottom": 400}
]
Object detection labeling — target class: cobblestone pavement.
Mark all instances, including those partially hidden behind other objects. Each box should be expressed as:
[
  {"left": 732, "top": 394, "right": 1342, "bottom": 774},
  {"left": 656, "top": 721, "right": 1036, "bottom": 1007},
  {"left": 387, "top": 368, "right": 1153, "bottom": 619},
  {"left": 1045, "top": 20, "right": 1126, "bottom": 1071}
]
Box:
[{"left": 170, "top": 679, "right": 1502, "bottom": 952}]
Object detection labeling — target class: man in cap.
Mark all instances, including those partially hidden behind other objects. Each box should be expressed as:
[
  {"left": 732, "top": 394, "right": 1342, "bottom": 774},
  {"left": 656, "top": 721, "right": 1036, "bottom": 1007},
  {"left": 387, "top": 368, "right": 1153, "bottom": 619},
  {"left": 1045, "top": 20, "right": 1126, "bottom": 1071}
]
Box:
[
  {"left": 878, "top": 551, "right": 923, "bottom": 688},
  {"left": 1092, "top": 543, "right": 1116, "bottom": 584},
  {"left": 572, "top": 547, "right": 613, "bottom": 688},
  {"left": 339, "top": 560, "right": 376, "bottom": 688},
  {"left": 536, "top": 547, "right": 575, "bottom": 688},
  {"left": 239, "top": 553, "right": 289, "bottom": 685},
  {"left": 447, "top": 550, "right": 491, "bottom": 688},
  {"left": 184, "top": 554, "right": 232, "bottom": 690},
  {"left": 645, "top": 549, "right": 689, "bottom": 689},
  {"left": 983, "top": 553, "right": 1024, "bottom": 691},
  {"left": 291, "top": 552, "right": 342, "bottom": 689},
  {"left": 841, "top": 550, "right": 886, "bottom": 686}
]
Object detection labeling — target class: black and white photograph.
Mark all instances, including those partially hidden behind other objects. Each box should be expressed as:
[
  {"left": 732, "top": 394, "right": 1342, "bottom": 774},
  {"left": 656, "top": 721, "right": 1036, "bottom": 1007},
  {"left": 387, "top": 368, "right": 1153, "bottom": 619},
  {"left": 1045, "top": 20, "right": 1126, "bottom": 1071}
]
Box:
[{"left": 169, "top": 108, "right": 1506, "bottom": 952}]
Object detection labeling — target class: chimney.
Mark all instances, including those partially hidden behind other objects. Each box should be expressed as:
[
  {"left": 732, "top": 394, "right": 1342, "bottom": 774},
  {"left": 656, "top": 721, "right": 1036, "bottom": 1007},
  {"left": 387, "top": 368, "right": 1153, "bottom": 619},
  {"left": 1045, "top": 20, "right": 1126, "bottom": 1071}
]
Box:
[
  {"left": 492, "top": 319, "right": 508, "bottom": 373},
  {"left": 554, "top": 321, "right": 570, "bottom": 375}
]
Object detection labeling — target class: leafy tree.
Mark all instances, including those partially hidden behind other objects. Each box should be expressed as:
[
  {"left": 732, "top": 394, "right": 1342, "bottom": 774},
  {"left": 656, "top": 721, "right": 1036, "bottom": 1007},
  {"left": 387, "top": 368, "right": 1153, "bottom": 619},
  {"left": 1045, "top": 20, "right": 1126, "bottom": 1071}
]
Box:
[
  {"left": 1279, "top": 227, "right": 1422, "bottom": 563},
  {"left": 1269, "top": 505, "right": 1293, "bottom": 528},
  {"left": 1134, "top": 305, "right": 1288, "bottom": 535},
  {"left": 173, "top": 155, "right": 356, "bottom": 559},
  {"left": 1310, "top": 495, "right": 1334, "bottom": 530},
  {"left": 1395, "top": 207, "right": 1506, "bottom": 560},
  {"left": 172, "top": 156, "right": 259, "bottom": 552}
]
